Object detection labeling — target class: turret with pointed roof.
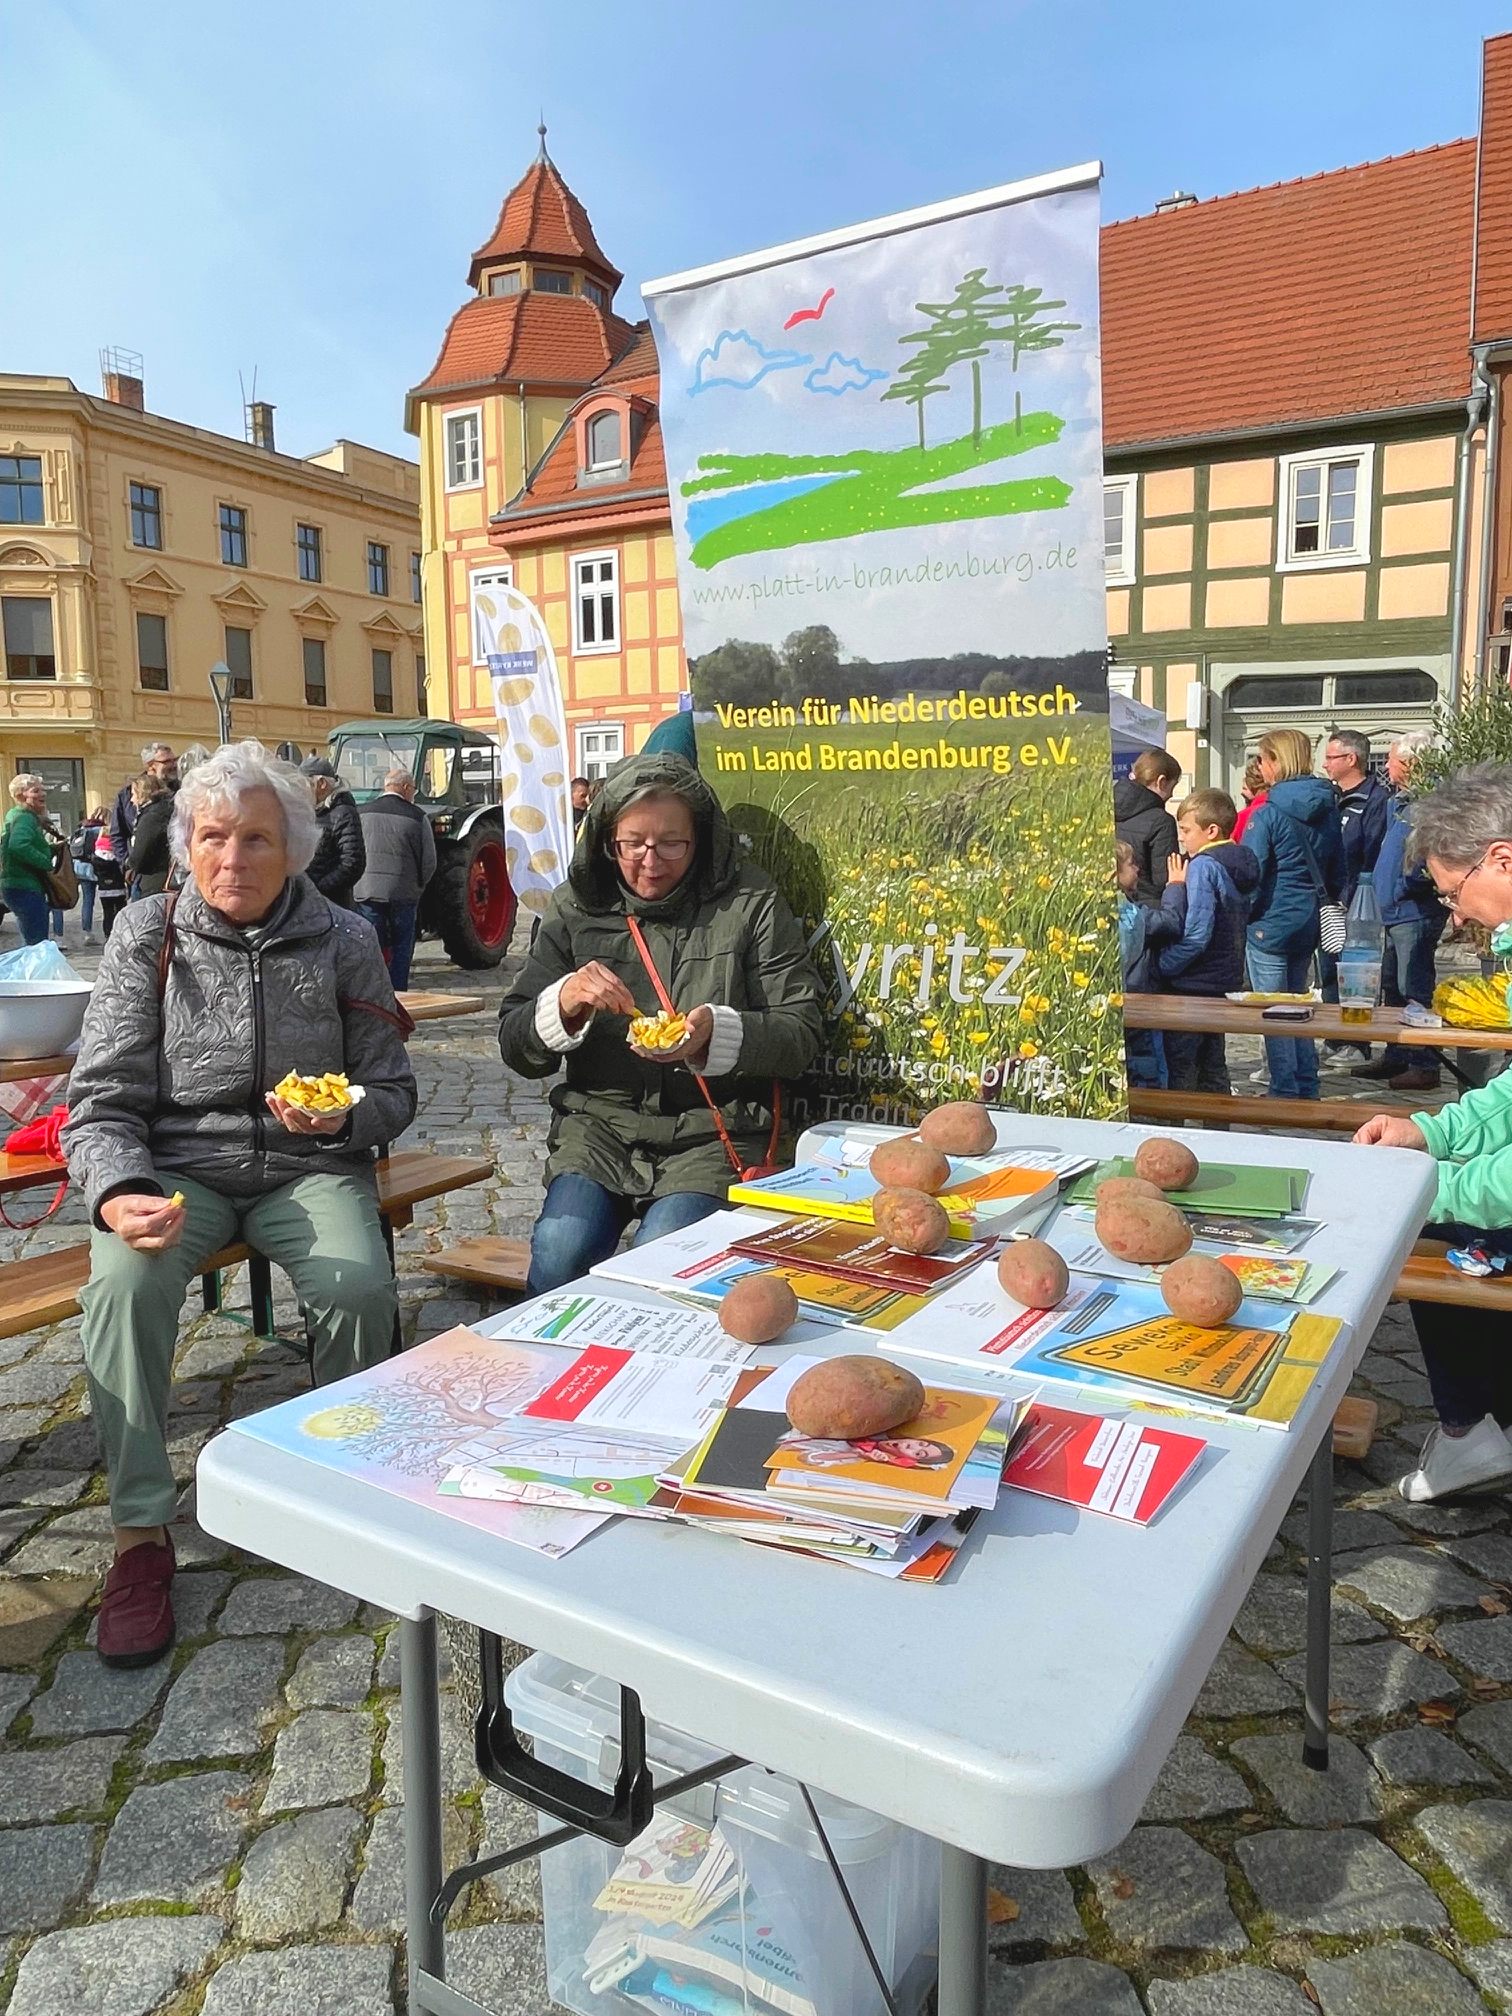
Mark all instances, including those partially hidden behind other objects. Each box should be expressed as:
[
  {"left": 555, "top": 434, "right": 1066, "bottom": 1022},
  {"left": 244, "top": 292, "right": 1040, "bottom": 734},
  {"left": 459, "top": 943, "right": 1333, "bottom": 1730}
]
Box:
[{"left": 406, "top": 132, "right": 635, "bottom": 427}]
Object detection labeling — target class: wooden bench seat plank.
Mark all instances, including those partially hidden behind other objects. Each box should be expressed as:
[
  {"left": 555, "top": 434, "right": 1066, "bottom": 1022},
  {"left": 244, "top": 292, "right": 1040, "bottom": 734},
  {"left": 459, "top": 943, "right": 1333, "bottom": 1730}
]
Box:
[
  {"left": 1129, "top": 1089, "right": 1391, "bottom": 1134},
  {"left": 422, "top": 1237, "right": 530, "bottom": 1293},
  {"left": 0, "top": 1150, "right": 495, "bottom": 1342}
]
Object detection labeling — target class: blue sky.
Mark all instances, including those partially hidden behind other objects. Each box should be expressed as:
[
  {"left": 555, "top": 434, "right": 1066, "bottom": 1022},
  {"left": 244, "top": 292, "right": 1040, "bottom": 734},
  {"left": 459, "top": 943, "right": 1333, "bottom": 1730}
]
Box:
[{"left": 2, "top": 1, "right": 1504, "bottom": 463}]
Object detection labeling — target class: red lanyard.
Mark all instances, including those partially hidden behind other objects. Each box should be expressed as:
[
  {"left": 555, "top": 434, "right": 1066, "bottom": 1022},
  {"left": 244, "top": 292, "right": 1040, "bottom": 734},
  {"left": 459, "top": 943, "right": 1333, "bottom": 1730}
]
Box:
[{"left": 625, "top": 915, "right": 781, "bottom": 1180}]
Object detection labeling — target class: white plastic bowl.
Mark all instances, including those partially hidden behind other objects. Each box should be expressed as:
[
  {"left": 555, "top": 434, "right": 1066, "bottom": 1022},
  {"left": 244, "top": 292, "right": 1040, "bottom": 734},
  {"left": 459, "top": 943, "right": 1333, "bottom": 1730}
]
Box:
[{"left": 0, "top": 981, "right": 93, "bottom": 1061}]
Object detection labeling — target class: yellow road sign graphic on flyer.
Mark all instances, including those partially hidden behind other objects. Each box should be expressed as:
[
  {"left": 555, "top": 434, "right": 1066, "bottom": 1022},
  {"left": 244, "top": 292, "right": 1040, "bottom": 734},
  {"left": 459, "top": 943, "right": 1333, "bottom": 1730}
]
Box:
[{"left": 1044, "top": 1316, "right": 1285, "bottom": 1405}]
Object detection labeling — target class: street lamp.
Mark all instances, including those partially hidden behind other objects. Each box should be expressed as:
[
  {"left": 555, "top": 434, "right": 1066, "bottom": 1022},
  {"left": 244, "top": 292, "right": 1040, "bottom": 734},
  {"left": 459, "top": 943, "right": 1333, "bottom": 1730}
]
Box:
[{"left": 207, "top": 661, "right": 233, "bottom": 747}]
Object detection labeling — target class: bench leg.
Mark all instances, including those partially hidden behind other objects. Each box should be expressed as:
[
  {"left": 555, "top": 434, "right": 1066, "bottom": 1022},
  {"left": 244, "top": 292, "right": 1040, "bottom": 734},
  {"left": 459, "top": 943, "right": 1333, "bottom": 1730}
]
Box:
[
  {"left": 1302, "top": 1427, "right": 1334, "bottom": 1770},
  {"left": 402, "top": 1614, "right": 446, "bottom": 1999},
  {"left": 200, "top": 1269, "right": 222, "bottom": 1316},
  {"left": 938, "top": 1844, "right": 987, "bottom": 2016},
  {"left": 249, "top": 1256, "right": 276, "bottom": 1340}
]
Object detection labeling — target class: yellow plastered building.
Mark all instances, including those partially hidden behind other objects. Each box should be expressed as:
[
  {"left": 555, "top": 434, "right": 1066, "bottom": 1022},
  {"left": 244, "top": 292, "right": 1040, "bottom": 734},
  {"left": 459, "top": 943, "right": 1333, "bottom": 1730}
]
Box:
[{"left": 0, "top": 361, "right": 421, "bottom": 828}]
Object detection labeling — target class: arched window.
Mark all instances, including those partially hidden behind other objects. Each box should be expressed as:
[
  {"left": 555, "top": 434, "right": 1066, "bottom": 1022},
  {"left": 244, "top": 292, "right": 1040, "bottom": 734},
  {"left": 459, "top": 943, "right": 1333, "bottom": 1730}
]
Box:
[{"left": 587, "top": 410, "right": 623, "bottom": 471}]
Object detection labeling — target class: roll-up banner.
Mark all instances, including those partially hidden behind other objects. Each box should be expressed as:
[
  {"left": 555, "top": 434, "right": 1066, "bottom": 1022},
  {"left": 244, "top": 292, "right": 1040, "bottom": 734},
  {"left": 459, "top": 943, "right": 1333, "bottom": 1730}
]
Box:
[
  {"left": 645, "top": 164, "right": 1124, "bottom": 1125},
  {"left": 477, "top": 580, "right": 575, "bottom": 922}
]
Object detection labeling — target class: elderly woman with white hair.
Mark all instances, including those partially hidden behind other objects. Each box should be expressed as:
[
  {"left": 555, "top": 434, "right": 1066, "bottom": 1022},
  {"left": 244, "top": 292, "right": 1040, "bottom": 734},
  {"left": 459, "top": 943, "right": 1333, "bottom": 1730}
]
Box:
[
  {"left": 1356, "top": 760, "right": 1512, "bottom": 1504},
  {"left": 62, "top": 741, "right": 417, "bottom": 1667}
]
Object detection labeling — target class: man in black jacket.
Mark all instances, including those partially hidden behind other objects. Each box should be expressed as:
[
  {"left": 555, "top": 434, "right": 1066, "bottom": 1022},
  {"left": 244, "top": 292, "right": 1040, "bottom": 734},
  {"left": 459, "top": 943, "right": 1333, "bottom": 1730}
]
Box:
[
  {"left": 1320, "top": 728, "right": 1391, "bottom": 1056},
  {"left": 1114, "top": 748, "right": 1182, "bottom": 902},
  {"left": 354, "top": 767, "right": 437, "bottom": 989},
  {"left": 301, "top": 757, "right": 366, "bottom": 909}
]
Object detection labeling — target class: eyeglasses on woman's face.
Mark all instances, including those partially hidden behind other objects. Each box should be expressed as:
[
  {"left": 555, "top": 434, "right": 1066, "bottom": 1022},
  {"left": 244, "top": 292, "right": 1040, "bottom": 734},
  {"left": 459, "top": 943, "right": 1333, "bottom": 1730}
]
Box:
[{"left": 609, "top": 836, "right": 691, "bottom": 862}]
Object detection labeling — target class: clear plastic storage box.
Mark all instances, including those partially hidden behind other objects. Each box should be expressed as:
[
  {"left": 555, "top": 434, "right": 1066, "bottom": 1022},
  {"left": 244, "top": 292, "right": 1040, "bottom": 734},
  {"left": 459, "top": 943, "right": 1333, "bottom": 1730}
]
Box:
[{"left": 503, "top": 1652, "right": 939, "bottom": 2016}]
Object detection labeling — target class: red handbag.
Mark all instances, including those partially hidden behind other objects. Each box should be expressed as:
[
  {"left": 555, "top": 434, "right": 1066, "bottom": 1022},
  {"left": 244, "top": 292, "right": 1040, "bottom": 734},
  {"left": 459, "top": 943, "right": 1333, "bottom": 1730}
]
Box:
[
  {"left": 2, "top": 1102, "right": 69, "bottom": 1228},
  {"left": 625, "top": 917, "right": 782, "bottom": 1183}
]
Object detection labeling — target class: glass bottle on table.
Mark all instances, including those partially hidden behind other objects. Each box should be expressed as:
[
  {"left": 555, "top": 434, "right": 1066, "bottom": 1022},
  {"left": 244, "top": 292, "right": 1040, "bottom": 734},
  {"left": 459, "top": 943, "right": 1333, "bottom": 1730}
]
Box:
[{"left": 1337, "top": 879, "right": 1383, "bottom": 1024}]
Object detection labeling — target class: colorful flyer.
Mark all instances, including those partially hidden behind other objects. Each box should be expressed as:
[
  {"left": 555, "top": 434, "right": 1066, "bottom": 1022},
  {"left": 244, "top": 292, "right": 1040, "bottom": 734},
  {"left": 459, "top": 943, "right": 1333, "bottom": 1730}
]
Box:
[{"left": 1001, "top": 1403, "right": 1206, "bottom": 1523}]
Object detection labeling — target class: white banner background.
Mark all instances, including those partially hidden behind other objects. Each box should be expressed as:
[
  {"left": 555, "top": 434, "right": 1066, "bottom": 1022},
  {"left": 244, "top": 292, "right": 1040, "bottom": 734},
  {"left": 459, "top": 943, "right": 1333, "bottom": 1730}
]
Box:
[{"left": 477, "top": 582, "right": 575, "bottom": 918}]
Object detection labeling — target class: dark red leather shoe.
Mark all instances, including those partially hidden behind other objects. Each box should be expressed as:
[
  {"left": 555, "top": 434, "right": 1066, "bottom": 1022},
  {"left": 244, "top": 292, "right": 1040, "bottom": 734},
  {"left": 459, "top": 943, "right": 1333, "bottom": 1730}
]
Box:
[{"left": 97, "top": 1536, "right": 176, "bottom": 1668}]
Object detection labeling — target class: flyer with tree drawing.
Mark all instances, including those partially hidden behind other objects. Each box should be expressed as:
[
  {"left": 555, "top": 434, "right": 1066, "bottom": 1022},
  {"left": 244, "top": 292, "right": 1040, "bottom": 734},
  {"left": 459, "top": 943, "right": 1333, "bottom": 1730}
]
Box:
[{"left": 646, "top": 163, "right": 1122, "bottom": 1127}]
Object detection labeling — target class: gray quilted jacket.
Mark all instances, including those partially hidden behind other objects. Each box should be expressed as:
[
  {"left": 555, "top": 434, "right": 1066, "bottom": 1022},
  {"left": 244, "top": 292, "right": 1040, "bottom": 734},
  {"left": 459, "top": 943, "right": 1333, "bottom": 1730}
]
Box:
[{"left": 62, "top": 877, "right": 418, "bottom": 1221}]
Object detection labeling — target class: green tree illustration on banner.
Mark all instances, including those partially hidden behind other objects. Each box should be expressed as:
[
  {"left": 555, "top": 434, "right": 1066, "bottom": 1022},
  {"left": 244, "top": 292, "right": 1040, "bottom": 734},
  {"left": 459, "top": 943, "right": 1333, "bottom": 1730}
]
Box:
[
  {"left": 999, "top": 283, "right": 1079, "bottom": 430},
  {"left": 885, "top": 270, "right": 1080, "bottom": 446}
]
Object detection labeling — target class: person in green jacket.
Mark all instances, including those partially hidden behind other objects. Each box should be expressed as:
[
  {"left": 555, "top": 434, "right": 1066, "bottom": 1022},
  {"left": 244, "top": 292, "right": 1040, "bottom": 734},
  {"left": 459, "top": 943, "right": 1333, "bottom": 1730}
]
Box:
[
  {"left": 1, "top": 773, "right": 60, "bottom": 945},
  {"left": 500, "top": 750, "right": 823, "bottom": 1293},
  {"left": 1355, "top": 761, "right": 1512, "bottom": 1502}
]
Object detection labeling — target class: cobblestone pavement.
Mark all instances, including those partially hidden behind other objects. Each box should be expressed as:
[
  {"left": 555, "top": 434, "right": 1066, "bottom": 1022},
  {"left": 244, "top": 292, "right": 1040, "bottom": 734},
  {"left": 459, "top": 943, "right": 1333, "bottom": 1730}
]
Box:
[{"left": 2, "top": 927, "right": 1510, "bottom": 2014}]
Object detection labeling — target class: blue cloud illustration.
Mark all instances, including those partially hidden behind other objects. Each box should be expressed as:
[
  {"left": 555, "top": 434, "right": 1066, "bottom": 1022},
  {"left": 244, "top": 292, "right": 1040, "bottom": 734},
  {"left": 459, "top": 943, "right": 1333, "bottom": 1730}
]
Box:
[
  {"left": 804, "top": 352, "right": 889, "bottom": 395},
  {"left": 690, "top": 330, "right": 811, "bottom": 394}
]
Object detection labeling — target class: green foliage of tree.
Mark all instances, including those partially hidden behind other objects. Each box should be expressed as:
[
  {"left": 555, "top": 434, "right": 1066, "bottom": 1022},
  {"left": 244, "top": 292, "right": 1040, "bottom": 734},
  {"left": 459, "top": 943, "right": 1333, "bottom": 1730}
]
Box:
[
  {"left": 780, "top": 624, "right": 848, "bottom": 702},
  {"left": 1414, "top": 679, "right": 1512, "bottom": 795},
  {"left": 689, "top": 639, "right": 783, "bottom": 712},
  {"left": 881, "top": 346, "right": 950, "bottom": 452}
]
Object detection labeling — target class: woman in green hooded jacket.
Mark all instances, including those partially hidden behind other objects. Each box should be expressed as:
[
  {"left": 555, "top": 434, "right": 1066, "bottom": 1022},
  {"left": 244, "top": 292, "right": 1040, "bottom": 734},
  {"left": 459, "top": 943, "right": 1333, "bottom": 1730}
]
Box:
[{"left": 499, "top": 752, "right": 824, "bottom": 1292}]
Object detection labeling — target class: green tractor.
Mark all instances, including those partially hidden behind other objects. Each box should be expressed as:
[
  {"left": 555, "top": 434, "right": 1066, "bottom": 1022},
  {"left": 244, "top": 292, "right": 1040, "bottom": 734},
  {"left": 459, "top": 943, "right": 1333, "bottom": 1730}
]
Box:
[{"left": 326, "top": 718, "right": 517, "bottom": 968}]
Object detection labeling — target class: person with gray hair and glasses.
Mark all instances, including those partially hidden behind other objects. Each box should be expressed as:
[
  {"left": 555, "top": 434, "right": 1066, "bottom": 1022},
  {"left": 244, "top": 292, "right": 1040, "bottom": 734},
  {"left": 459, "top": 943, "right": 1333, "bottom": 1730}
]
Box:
[
  {"left": 62, "top": 740, "right": 417, "bottom": 1670},
  {"left": 1352, "top": 728, "right": 1446, "bottom": 1091},
  {"left": 1355, "top": 760, "right": 1512, "bottom": 1503}
]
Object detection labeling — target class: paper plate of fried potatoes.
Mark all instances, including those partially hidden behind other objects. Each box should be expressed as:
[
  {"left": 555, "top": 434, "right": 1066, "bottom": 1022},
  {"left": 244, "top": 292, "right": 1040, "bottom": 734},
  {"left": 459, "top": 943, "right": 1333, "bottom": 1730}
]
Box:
[
  {"left": 627, "top": 1009, "right": 688, "bottom": 1051},
  {"left": 273, "top": 1069, "right": 366, "bottom": 1112}
]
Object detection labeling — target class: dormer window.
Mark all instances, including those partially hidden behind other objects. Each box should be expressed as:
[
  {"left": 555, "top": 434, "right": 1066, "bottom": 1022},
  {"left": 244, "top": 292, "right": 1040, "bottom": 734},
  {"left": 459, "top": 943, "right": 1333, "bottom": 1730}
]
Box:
[
  {"left": 487, "top": 269, "right": 521, "bottom": 297},
  {"left": 584, "top": 279, "right": 608, "bottom": 310},
  {"left": 587, "top": 412, "right": 622, "bottom": 472},
  {"left": 535, "top": 269, "right": 572, "bottom": 295}
]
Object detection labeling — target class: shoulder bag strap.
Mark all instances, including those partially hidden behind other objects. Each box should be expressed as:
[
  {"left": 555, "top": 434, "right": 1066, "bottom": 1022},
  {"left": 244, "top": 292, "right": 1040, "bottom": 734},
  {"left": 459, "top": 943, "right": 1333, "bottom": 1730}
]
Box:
[
  {"left": 624, "top": 915, "right": 780, "bottom": 1181},
  {"left": 156, "top": 889, "right": 180, "bottom": 999},
  {"left": 1275, "top": 809, "right": 1329, "bottom": 904}
]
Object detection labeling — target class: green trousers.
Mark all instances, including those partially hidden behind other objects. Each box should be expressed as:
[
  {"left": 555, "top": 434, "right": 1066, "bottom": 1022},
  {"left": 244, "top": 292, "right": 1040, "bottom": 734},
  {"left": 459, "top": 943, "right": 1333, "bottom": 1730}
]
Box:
[{"left": 80, "top": 1169, "right": 397, "bottom": 1528}]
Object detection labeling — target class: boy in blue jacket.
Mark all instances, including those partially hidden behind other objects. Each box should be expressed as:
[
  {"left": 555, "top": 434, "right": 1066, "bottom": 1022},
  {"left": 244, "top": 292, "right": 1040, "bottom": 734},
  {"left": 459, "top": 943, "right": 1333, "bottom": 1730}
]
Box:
[{"left": 1158, "top": 789, "right": 1261, "bottom": 1094}]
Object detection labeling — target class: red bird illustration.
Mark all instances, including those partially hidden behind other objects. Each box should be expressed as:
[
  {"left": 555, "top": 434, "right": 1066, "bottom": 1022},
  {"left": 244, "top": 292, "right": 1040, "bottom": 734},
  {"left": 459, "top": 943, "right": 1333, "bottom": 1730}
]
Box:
[{"left": 784, "top": 286, "right": 835, "bottom": 331}]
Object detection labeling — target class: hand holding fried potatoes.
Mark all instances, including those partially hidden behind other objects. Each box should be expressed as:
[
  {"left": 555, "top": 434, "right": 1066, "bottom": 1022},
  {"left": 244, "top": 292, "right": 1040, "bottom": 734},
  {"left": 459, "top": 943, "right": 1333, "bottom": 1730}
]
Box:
[
  {"left": 267, "top": 1071, "right": 353, "bottom": 1137},
  {"left": 628, "top": 1003, "right": 714, "bottom": 1069}
]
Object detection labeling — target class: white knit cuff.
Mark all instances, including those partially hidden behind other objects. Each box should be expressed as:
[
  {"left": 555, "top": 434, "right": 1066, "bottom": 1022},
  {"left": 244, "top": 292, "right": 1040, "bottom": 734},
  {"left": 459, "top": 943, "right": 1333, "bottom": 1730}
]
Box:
[
  {"left": 535, "top": 975, "right": 590, "bottom": 1053},
  {"left": 699, "top": 1004, "right": 745, "bottom": 1078}
]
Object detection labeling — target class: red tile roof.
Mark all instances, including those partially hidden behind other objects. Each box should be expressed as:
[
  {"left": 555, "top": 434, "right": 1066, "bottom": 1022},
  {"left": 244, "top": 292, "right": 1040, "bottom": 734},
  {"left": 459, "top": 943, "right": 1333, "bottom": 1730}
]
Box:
[
  {"left": 492, "top": 326, "right": 667, "bottom": 541},
  {"left": 1474, "top": 34, "right": 1512, "bottom": 342},
  {"left": 468, "top": 153, "right": 622, "bottom": 291},
  {"left": 1102, "top": 141, "right": 1476, "bottom": 450},
  {"left": 411, "top": 292, "right": 637, "bottom": 401}
]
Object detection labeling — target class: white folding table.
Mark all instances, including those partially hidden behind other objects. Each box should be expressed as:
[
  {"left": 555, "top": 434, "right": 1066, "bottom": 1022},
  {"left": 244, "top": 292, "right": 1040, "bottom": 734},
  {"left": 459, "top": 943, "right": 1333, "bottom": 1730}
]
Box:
[{"left": 196, "top": 1114, "right": 1436, "bottom": 2016}]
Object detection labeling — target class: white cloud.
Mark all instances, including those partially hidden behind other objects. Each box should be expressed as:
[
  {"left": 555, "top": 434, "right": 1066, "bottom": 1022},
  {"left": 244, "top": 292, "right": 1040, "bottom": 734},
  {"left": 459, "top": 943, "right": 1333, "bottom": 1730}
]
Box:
[
  {"left": 804, "top": 351, "right": 888, "bottom": 395},
  {"left": 690, "top": 329, "right": 810, "bottom": 394}
]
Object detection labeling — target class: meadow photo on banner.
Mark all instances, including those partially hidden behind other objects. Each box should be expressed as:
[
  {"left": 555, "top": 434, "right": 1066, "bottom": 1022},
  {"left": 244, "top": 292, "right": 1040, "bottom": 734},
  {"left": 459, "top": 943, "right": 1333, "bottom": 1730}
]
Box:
[{"left": 646, "top": 165, "right": 1124, "bottom": 1128}]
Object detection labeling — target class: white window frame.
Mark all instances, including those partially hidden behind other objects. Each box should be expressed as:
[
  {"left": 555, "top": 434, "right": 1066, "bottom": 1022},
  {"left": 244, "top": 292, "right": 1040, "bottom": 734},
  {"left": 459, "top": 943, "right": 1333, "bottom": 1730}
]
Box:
[
  {"left": 586, "top": 410, "right": 623, "bottom": 472},
  {"left": 572, "top": 548, "right": 620, "bottom": 656},
  {"left": 444, "top": 406, "right": 483, "bottom": 492},
  {"left": 1276, "top": 444, "right": 1374, "bottom": 572},
  {"left": 1103, "top": 475, "right": 1137, "bottom": 587},
  {"left": 575, "top": 722, "right": 625, "bottom": 780},
  {"left": 469, "top": 565, "right": 513, "bottom": 665}
]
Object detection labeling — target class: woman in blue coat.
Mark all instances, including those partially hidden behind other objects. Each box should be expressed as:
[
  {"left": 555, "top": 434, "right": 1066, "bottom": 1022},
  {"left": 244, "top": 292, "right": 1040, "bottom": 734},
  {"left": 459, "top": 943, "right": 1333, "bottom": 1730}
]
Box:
[{"left": 1240, "top": 728, "right": 1345, "bottom": 1100}]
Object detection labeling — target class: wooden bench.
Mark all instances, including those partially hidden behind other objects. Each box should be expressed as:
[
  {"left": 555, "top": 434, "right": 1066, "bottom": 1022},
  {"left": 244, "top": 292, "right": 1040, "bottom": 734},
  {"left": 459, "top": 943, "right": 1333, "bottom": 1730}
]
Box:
[
  {"left": 1129, "top": 1089, "right": 1399, "bottom": 1134},
  {"left": 1392, "top": 1240, "right": 1512, "bottom": 1312},
  {"left": 421, "top": 1236, "right": 531, "bottom": 1296},
  {"left": 0, "top": 1149, "right": 494, "bottom": 1343}
]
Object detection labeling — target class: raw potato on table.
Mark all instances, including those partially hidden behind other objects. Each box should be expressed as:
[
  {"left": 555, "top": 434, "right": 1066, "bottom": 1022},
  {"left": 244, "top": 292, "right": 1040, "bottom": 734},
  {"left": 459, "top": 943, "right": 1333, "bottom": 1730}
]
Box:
[
  {"left": 1160, "top": 1253, "right": 1243, "bottom": 1327},
  {"left": 873, "top": 1186, "right": 951, "bottom": 1256},
  {"left": 998, "top": 1239, "right": 1070, "bottom": 1310},
  {"left": 1132, "top": 1137, "right": 1200, "bottom": 1192},
  {"left": 718, "top": 1272, "right": 799, "bottom": 1345},
  {"left": 1095, "top": 1175, "right": 1164, "bottom": 1208},
  {"left": 1095, "top": 1194, "right": 1192, "bottom": 1265},
  {"left": 787, "top": 1356, "right": 924, "bottom": 1440},
  {"left": 868, "top": 1137, "right": 951, "bottom": 1195},
  {"left": 918, "top": 1101, "right": 997, "bottom": 1156}
]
